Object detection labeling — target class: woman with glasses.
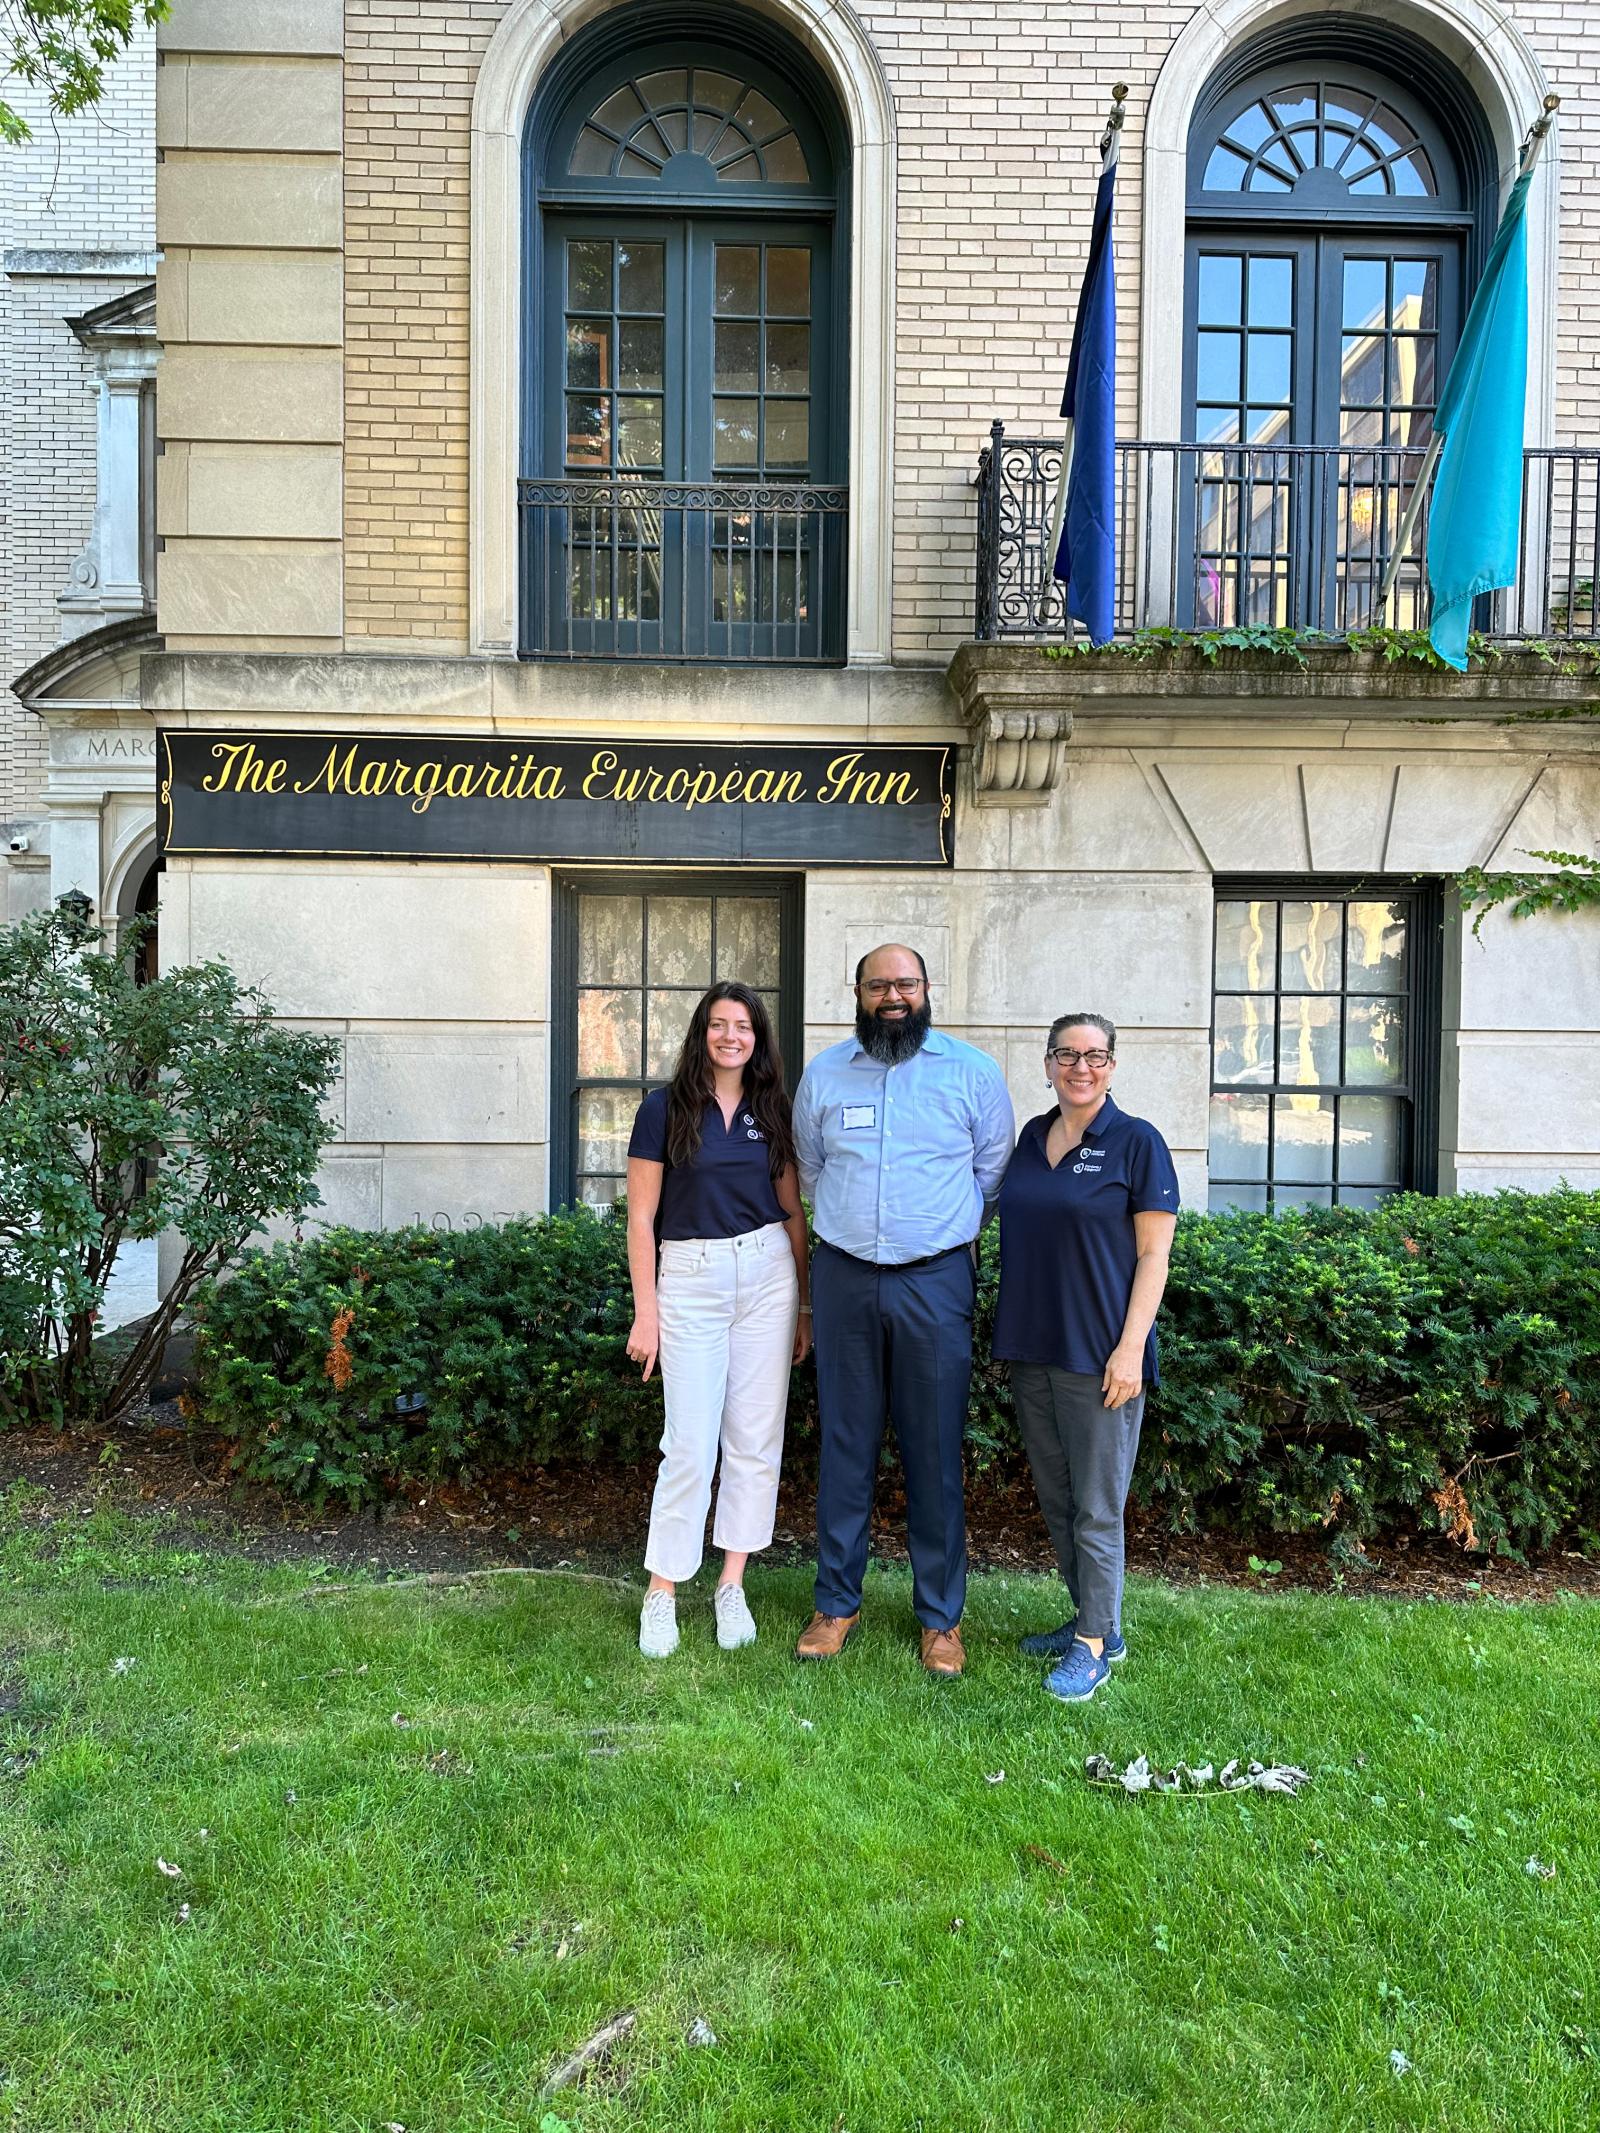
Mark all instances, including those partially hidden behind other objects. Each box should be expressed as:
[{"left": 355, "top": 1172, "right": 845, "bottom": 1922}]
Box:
[
  {"left": 993, "top": 1013, "right": 1179, "bottom": 1704},
  {"left": 624, "top": 982, "right": 812, "bottom": 1658}
]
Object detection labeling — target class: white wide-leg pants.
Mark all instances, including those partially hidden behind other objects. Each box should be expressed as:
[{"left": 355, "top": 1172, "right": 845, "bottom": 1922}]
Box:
[{"left": 645, "top": 1222, "right": 798, "bottom": 1583}]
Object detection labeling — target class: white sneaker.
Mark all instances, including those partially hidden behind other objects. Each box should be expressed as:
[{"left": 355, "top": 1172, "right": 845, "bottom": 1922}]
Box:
[
  {"left": 714, "top": 1582, "right": 757, "bottom": 1650},
  {"left": 639, "top": 1590, "right": 679, "bottom": 1658}
]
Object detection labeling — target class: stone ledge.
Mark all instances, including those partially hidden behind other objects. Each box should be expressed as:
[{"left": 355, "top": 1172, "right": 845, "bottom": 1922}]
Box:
[{"left": 946, "top": 639, "right": 1600, "bottom": 723}]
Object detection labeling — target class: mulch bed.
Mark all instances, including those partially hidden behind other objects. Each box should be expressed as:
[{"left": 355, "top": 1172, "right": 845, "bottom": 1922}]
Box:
[{"left": 5, "top": 1411, "right": 1598, "bottom": 1604}]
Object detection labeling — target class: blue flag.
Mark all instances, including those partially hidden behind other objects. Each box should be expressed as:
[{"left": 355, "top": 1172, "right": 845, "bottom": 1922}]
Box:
[
  {"left": 1053, "top": 156, "right": 1118, "bottom": 645},
  {"left": 1425, "top": 169, "right": 1532, "bottom": 670}
]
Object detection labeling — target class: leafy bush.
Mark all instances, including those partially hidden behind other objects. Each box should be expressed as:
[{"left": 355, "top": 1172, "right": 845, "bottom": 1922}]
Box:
[
  {"left": 192, "top": 1216, "right": 667, "bottom": 1502},
  {"left": 192, "top": 1192, "right": 1600, "bottom": 1554},
  {"left": 1, "top": 902, "right": 339, "bottom": 1431}
]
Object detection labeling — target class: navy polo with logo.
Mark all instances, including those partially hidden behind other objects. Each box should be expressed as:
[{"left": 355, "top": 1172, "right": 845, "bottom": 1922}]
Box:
[
  {"left": 627, "top": 1087, "right": 787, "bottom": 1240},
  {"left": 993, "top": 1094, "right": 1180, "bottom": 1381}
]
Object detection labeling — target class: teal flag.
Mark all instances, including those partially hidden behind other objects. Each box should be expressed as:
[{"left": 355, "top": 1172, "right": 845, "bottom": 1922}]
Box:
[{"left": 1425, "top": 169, "right": 1533, "bottom": 669}]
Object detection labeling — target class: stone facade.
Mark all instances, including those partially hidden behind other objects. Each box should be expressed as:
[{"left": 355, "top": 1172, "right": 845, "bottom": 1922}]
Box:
[{"left": 12, "top": 0, "right": 1600, "bottom": 1248}]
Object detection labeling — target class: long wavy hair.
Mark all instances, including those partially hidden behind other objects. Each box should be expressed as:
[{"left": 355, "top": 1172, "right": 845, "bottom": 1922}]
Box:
[{"left": 664, "top": 982, "right": 795, "bottom": 1181}]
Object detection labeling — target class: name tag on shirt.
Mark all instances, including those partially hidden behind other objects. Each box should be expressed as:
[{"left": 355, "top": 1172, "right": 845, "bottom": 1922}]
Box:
[{"left": 841, "top": 1103, "right": 878, "bottom": 1131}]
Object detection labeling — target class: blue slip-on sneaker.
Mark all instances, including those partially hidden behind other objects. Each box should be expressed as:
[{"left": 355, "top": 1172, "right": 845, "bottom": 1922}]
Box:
[
  {"left": 1043, "top": 1639, "right": 1113, "bottom": 1705},
  {"left": 1019, "top": 1620, "right": 1127, "bottom": 1663}
]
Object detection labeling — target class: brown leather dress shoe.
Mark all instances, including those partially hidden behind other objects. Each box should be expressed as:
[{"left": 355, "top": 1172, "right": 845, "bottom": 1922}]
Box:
[
  {"left": 795, "top": 1610, "right": 859, "bottom": 1660},
  {"left": 920, "top": 1625, "right": 966, "bottom": 1676}
]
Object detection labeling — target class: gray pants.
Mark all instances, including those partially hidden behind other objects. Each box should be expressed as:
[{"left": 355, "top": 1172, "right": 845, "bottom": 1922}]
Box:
[{"left": 1011, "top": 1364, "right": 1144, "bottom": 1640}]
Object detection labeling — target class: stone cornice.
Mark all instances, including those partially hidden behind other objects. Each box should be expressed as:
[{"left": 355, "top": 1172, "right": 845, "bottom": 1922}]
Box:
[{"left": 948, "top": 640, "right": 1600, "bottom": 725}]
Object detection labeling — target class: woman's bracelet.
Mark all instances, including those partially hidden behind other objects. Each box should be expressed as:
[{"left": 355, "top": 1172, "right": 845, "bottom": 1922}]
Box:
[{"left": 798, "top": 1304, "right": 813, "bottom": 1315}]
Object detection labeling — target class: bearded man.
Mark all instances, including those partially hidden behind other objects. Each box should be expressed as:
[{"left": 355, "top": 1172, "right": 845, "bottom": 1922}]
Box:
[{"left": 791, "top": 942, "right": 1015, "bottom": 1675}]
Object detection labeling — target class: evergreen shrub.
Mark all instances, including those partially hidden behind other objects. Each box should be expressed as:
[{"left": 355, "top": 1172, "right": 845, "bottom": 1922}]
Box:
[{"left": 192, "top": 1192, "right": 1600, "bottom": 1553}]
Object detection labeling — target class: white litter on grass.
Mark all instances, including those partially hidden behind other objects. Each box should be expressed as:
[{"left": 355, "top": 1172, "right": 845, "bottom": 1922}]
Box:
[
  {"left": 686, "top": 2017, "right": 718, "bottom": 2047},
  {"left": 1084, "top": 1754, "right": 1312, "bottom": 1797},
  {"left": 175, "top": 1903, "right": 192, "bottom": 1924},
  {"left": 1525, "top": 1857, "right": 1557, "bottom": 1880},
  {"left": 984, "top": 1770, "right": 1006, "bottom": 1785},
  {"left": 110, "top": 1656, "right": 138, "bottom": 1675},
  {"left": 156, "top": 1859, "right": 184, "bottom": 1879},
  {"left": 1389, "top": 2050, "right": 1413, "bottom": 2077}
]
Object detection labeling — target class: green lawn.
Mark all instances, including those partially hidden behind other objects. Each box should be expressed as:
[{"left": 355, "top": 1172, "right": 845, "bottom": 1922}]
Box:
[{"left": 2, "top": 1484, "right": 1598, "bottom": 2133}]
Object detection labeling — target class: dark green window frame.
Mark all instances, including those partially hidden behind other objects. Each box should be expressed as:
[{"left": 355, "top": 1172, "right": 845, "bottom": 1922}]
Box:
[
  {"left": 1208, "top": 876, "right": 1443, "bottom": 1211},
  {"left": 550, "top": 868, "right": 805, "bottom": 1208}
]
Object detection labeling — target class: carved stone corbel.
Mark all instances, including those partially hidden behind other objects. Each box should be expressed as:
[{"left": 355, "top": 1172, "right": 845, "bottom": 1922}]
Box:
[{"left": 946, "top": 643, "right": 1075, "bottom": 806}]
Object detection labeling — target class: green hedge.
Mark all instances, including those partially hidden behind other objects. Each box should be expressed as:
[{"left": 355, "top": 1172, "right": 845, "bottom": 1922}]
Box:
[{"left": 190, "top": 1192, "right": 1600, "bottom": 1554}]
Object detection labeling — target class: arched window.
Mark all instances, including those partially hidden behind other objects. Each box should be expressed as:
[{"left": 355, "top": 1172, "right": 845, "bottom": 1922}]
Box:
[
  {"left": 1184, "top": 30, "right": 1492, "bottom": 627},
  {"left": 522, "top": 20, "right": 849, "bottom": 661}
]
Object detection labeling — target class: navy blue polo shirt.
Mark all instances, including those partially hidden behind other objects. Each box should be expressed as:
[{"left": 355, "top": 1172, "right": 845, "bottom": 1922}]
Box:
[
  {"left": 627, "top": 1087, "right": 787, "bottom": 1241},
  {"left": 993, "top": 1095, "right": 1180, "bottom": 1381}
]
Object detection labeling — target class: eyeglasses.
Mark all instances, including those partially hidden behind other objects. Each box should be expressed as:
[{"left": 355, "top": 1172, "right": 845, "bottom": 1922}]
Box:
[
  {"left": 859, "top": 976, "right": 925, "bottom": 998},
  {"left": 1046, "top": 1046, "right": 1112, "bottom": 1068}
]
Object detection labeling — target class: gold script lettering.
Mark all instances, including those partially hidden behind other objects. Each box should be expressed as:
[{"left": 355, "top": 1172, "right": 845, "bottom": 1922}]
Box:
[
  {"left": 741, "top": 766, "right": 804, "bottom": 805},
  {"left": 204, "top": 740, "right": 287, "bottom": 794},
  {"left": 583, "top": 749, "right": 619, "bottom": 799},
  {"left": 817, "top": 752, "right": 917, "bottom": 807}
]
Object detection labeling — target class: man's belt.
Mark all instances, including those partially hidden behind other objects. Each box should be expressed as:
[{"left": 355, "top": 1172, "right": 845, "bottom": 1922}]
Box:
[{"left": 819, "top": 1239, "right": 974, "bottom": 1272}]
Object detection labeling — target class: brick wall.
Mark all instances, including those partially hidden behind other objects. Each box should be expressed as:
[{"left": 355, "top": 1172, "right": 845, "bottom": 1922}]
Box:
[
  {"left": 343, "top": 0, "right": 502, "bottom": 652},
  {"left": 337, "top": 0, "right": 1599, "bottom": 662},
  {"left": 0, "top": 34, "right": 155, "bottom": 822}
]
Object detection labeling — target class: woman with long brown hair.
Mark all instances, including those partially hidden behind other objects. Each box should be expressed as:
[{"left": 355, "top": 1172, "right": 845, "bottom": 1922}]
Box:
[{"left": 624, "top": 982, "right": 811, "bottom": 1657}]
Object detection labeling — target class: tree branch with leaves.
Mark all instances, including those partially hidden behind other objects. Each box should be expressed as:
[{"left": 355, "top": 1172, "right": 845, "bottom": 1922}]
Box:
[{"left": 1, "top": 0, "right": 167, "bottom": 145}]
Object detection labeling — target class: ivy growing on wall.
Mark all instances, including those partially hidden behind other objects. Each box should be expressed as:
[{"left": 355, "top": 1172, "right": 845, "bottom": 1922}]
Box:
[
  {"left": 1455, "top": 850, "right": 1600, "bottom": 936},
  {"left": 1040, "top": 624, "right": 1600, "bottom": 674}
]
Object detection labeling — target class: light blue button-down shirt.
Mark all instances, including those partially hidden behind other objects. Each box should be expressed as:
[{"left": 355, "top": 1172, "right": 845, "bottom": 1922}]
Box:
[{"left": 793, "top": 1028, "right": 1016, "bottom": 1264}]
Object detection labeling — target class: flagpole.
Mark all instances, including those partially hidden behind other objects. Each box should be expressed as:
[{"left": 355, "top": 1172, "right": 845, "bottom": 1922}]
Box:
[
  {"left": 1378, "top": 94, "right": 1560, "bottom": 618},
  {"left": 1047, "top": 85, "right": 1127, "bottom": 600}
]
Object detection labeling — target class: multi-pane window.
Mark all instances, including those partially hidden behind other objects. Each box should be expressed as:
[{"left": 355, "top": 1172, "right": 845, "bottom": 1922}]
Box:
[
  {"left": 564, "top": 239, "right": 666, "bottom": 474},
  {"left": 558, "top": 877, "right": 798, "bottom": 1206},
  {"left": 1185, "top": 59, "right": 1471, "bottom": 631},
  {"left": 527, "top": 41, "right": 845, "bottom": 660},
  {"left": 1209, "top": 884, "right": 1438, "bottom": 1211}
]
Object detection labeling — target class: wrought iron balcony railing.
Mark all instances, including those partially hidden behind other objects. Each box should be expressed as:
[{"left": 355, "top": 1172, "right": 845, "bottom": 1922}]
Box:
[
  {"left": 974, "top": 424, "right": 1600, "bottom": 646},
  {"left": 519, "top": 477, "right": 848, "bottom": 663}
]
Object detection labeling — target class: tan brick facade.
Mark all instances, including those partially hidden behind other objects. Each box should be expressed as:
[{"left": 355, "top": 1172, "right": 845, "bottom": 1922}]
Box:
[
  {"left": 342, "top": 1, "right": 502, "bottom": 652},
  {"left": 321, "top": 0, "right": 1600, "bottom": 662}
]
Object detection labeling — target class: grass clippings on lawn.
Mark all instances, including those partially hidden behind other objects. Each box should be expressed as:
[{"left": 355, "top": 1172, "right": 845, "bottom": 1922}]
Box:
[{"left": 2, "top": 1482, "right": 1598, "bottom": 2133}]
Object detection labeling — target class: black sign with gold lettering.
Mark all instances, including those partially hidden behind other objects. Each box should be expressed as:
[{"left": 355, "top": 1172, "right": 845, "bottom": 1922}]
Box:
[{"left": 157, "top": 731, "right": 955, "bottom": 868}]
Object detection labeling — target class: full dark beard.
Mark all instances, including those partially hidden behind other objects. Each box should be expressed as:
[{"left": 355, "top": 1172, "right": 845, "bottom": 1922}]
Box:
[{"left": 855, "top": 998, "right": 933, "bottom": 1065}]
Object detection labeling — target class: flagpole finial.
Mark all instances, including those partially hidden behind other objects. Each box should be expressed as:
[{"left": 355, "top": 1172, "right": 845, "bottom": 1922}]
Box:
[
  {"left": 1099, "top": 86, "right": 1128, "bottom": 161},
  {"left": 1518, "top": 93, "right": 1560, "bottom": 176}
]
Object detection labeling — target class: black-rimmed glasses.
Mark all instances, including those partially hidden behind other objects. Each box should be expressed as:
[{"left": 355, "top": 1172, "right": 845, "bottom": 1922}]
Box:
[
  {"left": 860, "top": 976, "right": 926, "bottom": 999},
  {"left": 1046, "top": 1046, "right": 1112, "bottom": 1068}
]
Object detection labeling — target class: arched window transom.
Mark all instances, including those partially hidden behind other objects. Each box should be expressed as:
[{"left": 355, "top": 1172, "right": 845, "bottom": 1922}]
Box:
[
  {"left": 569, "top": 67, "right": 811, "bottom": 186},
  {"left": 1203, "top": 82, "right": 1437, "bottom": 198}
]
